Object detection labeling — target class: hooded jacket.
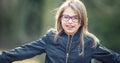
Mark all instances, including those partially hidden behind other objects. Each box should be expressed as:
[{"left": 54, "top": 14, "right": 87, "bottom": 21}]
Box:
[{"left": 0, "top": 29, "right": 120, "bottom": 63}]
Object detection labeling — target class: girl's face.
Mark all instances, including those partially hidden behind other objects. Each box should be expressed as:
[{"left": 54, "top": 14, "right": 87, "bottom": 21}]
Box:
[{"left": 61, "top": 7, "right": 81, "bottom": 35}]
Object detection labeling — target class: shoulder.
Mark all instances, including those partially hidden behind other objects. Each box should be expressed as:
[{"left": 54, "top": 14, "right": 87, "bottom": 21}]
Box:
[
  {"left": 85, "top": 32, "right": 99, "bottom": 43},
  {"left": 40, "top": 28, "right": 56, "bottom": 42},
  {"left": 47, "top": 28, "right": 57, "bottom": 35},
  {"left": 84, "top": 35, "right": 93, "bottom": 43},
  {"left": 47, "top": 28, "right": 57, "bottom": 33},
  {"left": 43, "top": 28, "right": 57, "bottom": 39},
  {"left": 84, "top": 32, "right": 99, "bottom": 47}
]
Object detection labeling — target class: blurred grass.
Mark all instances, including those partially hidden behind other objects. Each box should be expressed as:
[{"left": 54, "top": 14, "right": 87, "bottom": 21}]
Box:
[{"left": 13, "top": 59, "right": 39, "bottom": 63}]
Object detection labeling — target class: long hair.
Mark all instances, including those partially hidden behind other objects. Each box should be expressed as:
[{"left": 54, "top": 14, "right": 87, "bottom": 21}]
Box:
[{"left": 54, "top": 0, "right": 99, "bottom": 55}]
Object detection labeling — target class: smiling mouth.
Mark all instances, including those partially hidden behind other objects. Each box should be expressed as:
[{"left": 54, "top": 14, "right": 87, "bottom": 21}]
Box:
[{"left": 66, "top": 25, "right": 75, "bottom": 29}]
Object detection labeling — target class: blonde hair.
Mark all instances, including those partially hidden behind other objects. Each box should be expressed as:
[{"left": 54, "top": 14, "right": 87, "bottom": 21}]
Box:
[{"left": 55, "top": 0, "right": 99, "bottom": 55}]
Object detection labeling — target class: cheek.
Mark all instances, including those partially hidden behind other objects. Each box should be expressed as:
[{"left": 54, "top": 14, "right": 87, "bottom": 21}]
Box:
[
  {"left": 61, "top": 21, "right": 65, "bottom": 28},
  {"left": 75, "top": 23, "right": 81, "bottom": 29}
]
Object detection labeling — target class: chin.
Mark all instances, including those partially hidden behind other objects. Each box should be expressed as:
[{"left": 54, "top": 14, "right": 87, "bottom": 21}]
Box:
[{"left": 66, "top": 31, "right": 75, "bottom": 35}]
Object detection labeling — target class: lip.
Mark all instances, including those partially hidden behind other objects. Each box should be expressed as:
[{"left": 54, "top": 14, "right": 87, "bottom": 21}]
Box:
[{"left": 66, "top": 25, "right": 75, "bottom": 29}]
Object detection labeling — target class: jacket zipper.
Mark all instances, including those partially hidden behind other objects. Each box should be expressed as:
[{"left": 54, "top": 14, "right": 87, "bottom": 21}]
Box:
[
  {"left": 66, "top": 35, "right": 73, "bottom": 63},
  {"left": 66, "top": 53, "right": 69, "bottom": 63}
]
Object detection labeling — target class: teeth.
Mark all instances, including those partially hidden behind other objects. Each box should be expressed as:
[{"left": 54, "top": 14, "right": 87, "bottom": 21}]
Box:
[{"left": 66, "top": 25, "right": 74, "bottom": 28}]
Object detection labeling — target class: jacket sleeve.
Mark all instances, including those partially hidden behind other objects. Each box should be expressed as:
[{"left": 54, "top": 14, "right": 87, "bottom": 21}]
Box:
[
  {"left": 0, "top": 33, "right": 49, "bottom": 63},
  {"left": 92, "top": 42, "right": 120, "bottom": 63}
]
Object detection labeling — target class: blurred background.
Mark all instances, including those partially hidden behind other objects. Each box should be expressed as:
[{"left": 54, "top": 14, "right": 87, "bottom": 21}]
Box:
[{"left": 0, "top": 0, "right": 120, "bottom": 63}]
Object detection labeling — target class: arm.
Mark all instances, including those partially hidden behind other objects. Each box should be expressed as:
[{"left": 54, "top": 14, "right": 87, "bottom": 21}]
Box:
[
  {"left": 0, "top": 33, "right": 48, "bottom": 63},
  {"left": 92, "top": 43, "right": 120, "bottom": 63}
]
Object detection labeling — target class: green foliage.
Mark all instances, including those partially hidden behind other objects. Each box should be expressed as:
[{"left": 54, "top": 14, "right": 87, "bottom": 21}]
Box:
[
  {"left": 0, "top": 0, "right": 45, "bottom": 48},
  {"left": 84, "top": 0, "right": 120, "bottom": 53}
]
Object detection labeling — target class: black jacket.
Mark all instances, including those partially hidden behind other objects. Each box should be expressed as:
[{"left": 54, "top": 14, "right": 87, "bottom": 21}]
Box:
[{"left": 0, "top": 29, "right": 120, "bottom": 63}]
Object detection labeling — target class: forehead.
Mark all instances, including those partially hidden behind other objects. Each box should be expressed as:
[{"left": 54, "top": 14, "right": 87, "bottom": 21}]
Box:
[{"left": 62, "top": 7, "right": 78, "bottom": 16}]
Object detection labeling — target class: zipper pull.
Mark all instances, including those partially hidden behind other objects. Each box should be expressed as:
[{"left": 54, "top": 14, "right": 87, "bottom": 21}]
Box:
[{"left": 66, "top": 53, "right": 69, "bottom": 63}]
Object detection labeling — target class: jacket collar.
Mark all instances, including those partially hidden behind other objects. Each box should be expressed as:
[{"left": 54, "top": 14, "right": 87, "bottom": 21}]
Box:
[{"left": 61, "top": 29, "right": 81, "bottom": 41}]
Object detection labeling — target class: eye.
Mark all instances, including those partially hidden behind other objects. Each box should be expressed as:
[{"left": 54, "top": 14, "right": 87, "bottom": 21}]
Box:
[
  {"left": 72, "top": 16, "right": 78, "bottom": 20},
  {"left": 74, "top": 17, "right": 78, "bottom": 19}
]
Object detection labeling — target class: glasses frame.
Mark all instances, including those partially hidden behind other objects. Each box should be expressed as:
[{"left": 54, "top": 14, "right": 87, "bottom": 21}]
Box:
[{"left": 61, "top": 14, "right": 79, "bottom": 23}]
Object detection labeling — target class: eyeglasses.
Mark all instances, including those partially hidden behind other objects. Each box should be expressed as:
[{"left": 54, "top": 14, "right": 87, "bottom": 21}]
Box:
[{"left": 61, "top": 14, "right": 79, "bottom": 23}]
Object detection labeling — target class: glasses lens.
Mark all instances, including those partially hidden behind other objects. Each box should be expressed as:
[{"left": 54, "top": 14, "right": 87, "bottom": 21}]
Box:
[
  {"left": 72, "top": 16, "right": 79, "bottom": 22},
  {"left": 61, "top": 14, "right": 79, "bottom": 22},
  {"left": 62, "top": 15, "right": 69, "bottom": 21}
]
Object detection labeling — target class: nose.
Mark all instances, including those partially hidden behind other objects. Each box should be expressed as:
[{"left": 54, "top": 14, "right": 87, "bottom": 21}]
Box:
[{"left": 68, "top": 18, "right": 73, "bottom": 23}]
